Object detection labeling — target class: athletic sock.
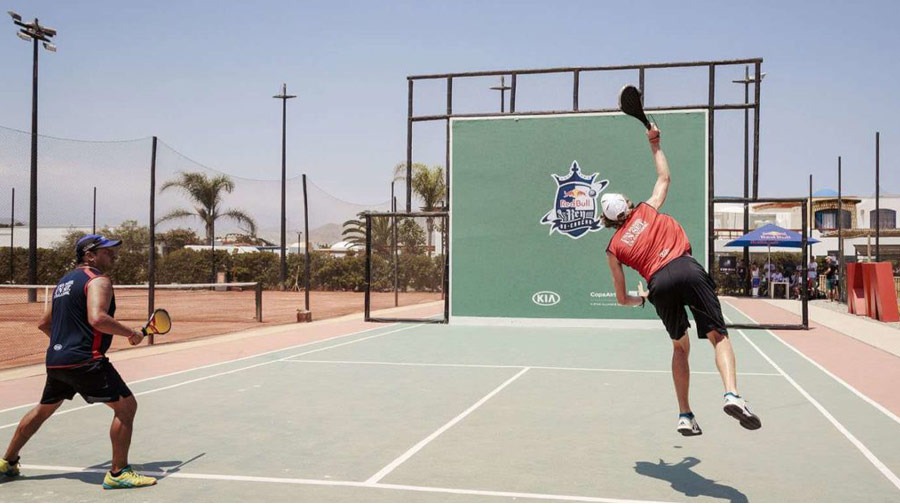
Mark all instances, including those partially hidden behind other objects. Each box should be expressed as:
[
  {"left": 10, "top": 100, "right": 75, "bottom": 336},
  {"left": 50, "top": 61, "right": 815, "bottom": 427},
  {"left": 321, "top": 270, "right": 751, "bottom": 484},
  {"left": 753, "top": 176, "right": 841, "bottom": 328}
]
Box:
[
  {"left": 110, "top": 469, "right": 122, "bottom": 477},
  {"left": 678, "top": 412, "right": 694, "bottom": 419},
  {"left": 724, "top": 392, "right": 741, "bottom": 399}
]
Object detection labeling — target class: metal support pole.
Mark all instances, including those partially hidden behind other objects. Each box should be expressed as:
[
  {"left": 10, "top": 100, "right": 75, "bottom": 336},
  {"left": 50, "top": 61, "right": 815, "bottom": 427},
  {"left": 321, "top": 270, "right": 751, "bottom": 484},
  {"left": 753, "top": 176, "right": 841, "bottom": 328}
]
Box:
[
  {"left": 210, "top": 220, "right": 215, "bottom": 284},
  {"left": 391, "top": 182, "right": 398, "bottom": 307},
  {"left": 875, "top": 131, "right": 880, "bottom": 262},
  {"left": 809, "top": 174, "right": 814, "bottom": 262},
  {"left": 707, "top": 64, "right": 715, "bottom": 274},
  {"left": 9, "top": 12, "right": 57, "bottom": 299},
  {"left": 752, "top": 61, "right": 762, "bottom": 200},
  {"left": 255, "top": 282, "right": 263, "bottom": 322},
  {"left": 364, "top": 213, "right": 372, "bottom": 320},
  {"left": 273, "top": 83, "right": 296, "bottom": 289},
  {"left": 302, "top": 174, "right": 310, "bottom": 311},
  {"left": 92, "top": 186, "right": 96, "bottom": 234},
  {"left": 801, "top": 200, "right": 809, "bottom": 328},
  {"left": 8, "top": 188, "right": 14, "bottom": 283},
  {"left": 490, "top": 75, "right": 510, "bottom": 113},
  {"left": 27, "top": 36, "right": 39, "bottom": 301},
  {"left": 509, "top": 74, "right": 517, "bottom": 113},
  {"left": 739, "top": 66, "right": 751, "bottom": 295},
  {"left": 406, "top": 79, "right": 413, "bottom": 212},
  {"left": 572, "top": 70, "right": 580, "bottom": 111},
  {"left": 148, "top": 136, "right": 158, "bottom": 344},
  {"left": 837, "top": 156, "right": 844, "bottom": 303}
]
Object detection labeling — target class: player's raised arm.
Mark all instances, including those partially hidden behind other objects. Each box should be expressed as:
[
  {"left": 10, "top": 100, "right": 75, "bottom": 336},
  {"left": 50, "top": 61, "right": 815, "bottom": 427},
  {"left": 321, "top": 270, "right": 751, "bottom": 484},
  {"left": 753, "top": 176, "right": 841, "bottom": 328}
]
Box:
[{"left": 644, "top": 124, "right": 671, "bottom": 211}]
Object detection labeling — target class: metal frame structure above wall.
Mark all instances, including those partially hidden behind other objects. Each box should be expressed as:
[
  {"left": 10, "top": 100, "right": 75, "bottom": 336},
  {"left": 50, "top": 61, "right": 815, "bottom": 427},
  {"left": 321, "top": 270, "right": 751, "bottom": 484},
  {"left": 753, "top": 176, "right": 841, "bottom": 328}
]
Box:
[{"left": 400, "top": 58, "right": 795, "bottom": 330}]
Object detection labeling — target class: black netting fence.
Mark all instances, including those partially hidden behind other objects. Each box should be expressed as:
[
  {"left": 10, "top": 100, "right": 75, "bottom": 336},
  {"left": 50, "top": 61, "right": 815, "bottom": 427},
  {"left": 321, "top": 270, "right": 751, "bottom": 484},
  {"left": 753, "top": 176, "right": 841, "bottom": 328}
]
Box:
[{"left": 0, "top": 126, "right": 392, "bottom": 287}]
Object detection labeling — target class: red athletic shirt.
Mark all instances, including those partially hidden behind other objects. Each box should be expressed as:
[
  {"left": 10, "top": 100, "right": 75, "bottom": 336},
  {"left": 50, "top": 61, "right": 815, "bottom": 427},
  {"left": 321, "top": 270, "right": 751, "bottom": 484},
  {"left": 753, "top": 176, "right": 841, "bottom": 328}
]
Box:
[{"left": 605, "top": 202, "right": 692, "bottom": 281}]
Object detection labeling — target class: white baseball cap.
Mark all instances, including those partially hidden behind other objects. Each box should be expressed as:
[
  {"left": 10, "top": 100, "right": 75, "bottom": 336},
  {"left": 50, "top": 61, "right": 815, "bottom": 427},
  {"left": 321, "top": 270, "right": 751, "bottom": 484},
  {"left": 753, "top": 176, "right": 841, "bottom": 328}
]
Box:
[{"left": 600, "top": 193, "right": 629, "bottom": 220}]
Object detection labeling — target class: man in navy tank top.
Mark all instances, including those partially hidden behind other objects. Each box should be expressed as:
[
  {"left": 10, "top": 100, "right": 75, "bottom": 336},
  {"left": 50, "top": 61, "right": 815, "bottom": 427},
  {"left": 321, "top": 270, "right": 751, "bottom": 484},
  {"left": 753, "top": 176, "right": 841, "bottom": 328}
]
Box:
[
  {"left": 0, "top": 234, "right": 157, "bottom": 489},
  {"left": 603, "top": 124, "right": 761, "bottom": 437}
]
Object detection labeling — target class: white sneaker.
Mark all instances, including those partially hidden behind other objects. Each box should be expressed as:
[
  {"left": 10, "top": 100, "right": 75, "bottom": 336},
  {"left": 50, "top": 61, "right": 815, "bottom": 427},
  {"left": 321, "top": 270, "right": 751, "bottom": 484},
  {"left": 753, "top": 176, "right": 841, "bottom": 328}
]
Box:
[
  {"left": 676, "top": 415, "right": 702, "bottom": 436},
  {"left": 724, "top": 394, "right": 762, "bottom": 430}
]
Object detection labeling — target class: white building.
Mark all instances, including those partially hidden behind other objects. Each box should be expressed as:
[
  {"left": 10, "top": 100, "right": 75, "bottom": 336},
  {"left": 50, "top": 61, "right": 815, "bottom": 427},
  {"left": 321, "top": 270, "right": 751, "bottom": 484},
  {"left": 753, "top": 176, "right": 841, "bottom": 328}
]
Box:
[{"left": 714, "top": 190, "right": 900, "bottom": 262}]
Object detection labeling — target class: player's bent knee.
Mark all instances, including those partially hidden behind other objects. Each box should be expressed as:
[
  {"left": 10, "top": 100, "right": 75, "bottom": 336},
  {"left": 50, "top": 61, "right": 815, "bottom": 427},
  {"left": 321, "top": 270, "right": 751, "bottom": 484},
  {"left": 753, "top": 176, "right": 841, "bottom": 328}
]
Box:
[{"left": 706, "top": 330, "right": 729, "bottom": 344}]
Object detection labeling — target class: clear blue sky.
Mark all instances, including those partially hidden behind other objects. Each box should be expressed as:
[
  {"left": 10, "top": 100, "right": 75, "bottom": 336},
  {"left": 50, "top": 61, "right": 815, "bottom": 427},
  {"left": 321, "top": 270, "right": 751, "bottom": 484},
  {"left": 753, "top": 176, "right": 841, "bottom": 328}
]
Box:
[{"left": 1, "top": 0, "right": 897, "bottom": 207}]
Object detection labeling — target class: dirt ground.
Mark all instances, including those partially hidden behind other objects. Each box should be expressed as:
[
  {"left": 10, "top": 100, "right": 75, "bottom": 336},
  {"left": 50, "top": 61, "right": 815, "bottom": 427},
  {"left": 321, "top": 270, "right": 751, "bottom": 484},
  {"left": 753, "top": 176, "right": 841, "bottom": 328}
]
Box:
[{"left": 0, "top": 290, "right": 442, "bottom": 370}]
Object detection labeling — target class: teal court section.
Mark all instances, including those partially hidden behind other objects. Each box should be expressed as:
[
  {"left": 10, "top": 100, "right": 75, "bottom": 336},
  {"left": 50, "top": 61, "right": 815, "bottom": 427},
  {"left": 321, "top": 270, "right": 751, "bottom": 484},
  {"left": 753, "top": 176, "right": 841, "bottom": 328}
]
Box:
[
  {"left": 1, "top": 305, "right": 899, "bottom": 502},
  {"left": 450, "top": 112, "right": 707, "bottom": 322}
]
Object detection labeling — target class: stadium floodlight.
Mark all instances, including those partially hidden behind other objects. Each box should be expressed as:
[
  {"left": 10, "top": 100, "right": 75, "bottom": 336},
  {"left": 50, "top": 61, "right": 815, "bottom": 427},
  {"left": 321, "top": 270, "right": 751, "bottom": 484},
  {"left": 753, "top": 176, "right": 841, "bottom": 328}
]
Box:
[{"left": 9, "top": 12, "right": 58, "bottom": 300}]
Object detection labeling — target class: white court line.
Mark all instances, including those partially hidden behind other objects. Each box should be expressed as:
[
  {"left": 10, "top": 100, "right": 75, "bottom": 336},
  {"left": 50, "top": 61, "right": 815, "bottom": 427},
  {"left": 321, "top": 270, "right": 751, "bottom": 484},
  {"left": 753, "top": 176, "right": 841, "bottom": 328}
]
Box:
[
  {"left": 727, "top": 303, "right": 900, "bottom": 427},
  {"left": 284, "top": 358, "right": 782, "bottom": 376},
  {"left": 0, "top": 325, "right": 421, "bottom": 430},
  {"left": 724, "top": 304, "right": 900, "bottom": 491},
  {"left": 20, "top": 464, "right": 658, "bottom": 503},
  {"left": 0, "top": 323, "right": 399, "bottom": 416},
  {"left": 365, "top": 367, "right": 531, "bottom": 484}
]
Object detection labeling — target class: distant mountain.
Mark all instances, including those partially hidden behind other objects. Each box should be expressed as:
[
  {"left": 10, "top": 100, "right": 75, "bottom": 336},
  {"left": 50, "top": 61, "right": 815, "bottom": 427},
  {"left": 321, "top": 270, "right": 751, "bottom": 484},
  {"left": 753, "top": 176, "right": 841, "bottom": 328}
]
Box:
[
  {"left": 308, "top": 223, "right": 344, "bottom": 246},
  {"left": 254, "top": 222, "right": 345, "bottom": 247}
]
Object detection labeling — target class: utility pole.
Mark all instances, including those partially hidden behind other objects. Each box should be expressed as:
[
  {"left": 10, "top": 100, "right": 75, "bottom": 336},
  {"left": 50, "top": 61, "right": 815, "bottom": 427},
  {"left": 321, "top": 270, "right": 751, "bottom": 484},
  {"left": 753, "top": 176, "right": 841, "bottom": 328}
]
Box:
[
  {"left": 273, "top": 83, "right": 296, "bottom": 289},
  {"left": 732, "top": 66, "right": 765, "bottom": 296},
  {"left": 490, "top": 75, "right": 511, "bottom": 113}
]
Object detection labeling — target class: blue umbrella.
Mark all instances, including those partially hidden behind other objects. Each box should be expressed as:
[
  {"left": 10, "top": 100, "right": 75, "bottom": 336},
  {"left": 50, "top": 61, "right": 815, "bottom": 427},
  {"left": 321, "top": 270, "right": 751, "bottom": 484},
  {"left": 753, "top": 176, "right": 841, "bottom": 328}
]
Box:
[
  {"left": 726, "top": 223, "right": 820, "bottom": 288},
  {"left": 725, "top": 223, "right": 820, "bottom": 248}
]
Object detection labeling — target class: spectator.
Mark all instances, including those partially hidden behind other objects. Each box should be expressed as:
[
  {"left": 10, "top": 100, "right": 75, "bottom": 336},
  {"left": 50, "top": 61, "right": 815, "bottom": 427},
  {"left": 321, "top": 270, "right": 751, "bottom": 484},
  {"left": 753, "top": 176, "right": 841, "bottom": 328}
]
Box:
[
  {"left": 824, "top": 256, "right": 838, "bottom": 302},
  {"left": 808, "top": 256, "right": 819, "bottom": 299},
  {"left": 771, "top": 268, "right": 785, "bottom": 298},
  {"left": 790, "top": 270, "right": 803, "bottom": 299},
  {"left": 750, "top": 262, "right": 760, "bottom": 297},
  {"left": 772, "top": 268, "right": 784, "bottom": 282},
  {"left": 784, "top": 258, "right": 796, "bottom": 278}
]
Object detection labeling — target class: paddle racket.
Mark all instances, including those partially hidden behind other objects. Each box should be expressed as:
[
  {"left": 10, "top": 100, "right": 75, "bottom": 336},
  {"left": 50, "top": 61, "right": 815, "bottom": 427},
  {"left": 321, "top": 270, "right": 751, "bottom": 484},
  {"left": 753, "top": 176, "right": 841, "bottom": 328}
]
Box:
[
  {"left": 618, "top": 85, "right": 652, "bottom": 130},
  {"left": 141, "top": 308, "right": 172, "bottom": 336}
]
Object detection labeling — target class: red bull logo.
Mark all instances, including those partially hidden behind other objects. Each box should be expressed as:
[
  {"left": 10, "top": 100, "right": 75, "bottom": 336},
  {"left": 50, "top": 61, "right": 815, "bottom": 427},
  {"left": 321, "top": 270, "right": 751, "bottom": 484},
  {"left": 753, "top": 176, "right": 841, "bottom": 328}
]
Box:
[{"left": 540, "top": 160, "right": 609, "bottom": 239}]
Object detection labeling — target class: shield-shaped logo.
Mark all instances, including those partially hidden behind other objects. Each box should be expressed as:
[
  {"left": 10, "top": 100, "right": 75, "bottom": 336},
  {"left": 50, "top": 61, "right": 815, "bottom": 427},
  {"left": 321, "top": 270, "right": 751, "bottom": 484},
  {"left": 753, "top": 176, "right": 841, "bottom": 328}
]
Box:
[{"left": 540, "top": 161, "right": 609, "bottom": 239}]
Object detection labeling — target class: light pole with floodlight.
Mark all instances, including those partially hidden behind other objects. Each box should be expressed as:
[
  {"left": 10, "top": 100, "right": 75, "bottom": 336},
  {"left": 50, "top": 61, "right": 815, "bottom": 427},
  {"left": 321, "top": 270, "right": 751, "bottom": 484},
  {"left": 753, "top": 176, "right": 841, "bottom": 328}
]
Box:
[
  {"left": 273, "top": 83, "right": 296, "bottom": 289},
  {"left": 8, "top": 10, "right": 57, "bottom": 301}
]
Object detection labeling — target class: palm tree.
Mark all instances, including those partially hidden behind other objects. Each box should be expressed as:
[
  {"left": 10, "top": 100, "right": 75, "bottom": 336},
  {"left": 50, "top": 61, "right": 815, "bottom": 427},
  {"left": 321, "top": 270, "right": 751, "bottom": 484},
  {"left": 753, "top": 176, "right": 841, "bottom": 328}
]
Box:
[
  {"left": 342, "top": 212, "right": 393, "bottom": 255},
  {"left": 157, "top": 172, "right": 257, "bottom": 245},
  {"left": 393, "top": 163, "right": 446, "bottom": 255}
]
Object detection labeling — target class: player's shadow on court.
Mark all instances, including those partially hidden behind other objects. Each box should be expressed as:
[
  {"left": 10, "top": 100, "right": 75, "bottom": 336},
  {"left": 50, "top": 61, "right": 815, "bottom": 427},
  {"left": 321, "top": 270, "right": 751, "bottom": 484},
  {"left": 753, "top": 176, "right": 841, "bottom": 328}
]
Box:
[
  {"left": 12, "top": 454, "right": 206, "bottom": 485},
  {"left": 634, "top": 457, "right": 748, "bottom": 502},
  {"left": 138, "top": 452, "right": 206, "bottom": 477}
]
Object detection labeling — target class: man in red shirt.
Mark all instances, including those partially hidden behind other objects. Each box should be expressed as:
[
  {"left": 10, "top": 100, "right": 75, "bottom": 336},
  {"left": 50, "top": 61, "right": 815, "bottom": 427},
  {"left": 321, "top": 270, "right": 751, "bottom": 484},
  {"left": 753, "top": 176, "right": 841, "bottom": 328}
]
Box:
[{"left": 603, "top": 124, "right": 761, "bottom": 437}]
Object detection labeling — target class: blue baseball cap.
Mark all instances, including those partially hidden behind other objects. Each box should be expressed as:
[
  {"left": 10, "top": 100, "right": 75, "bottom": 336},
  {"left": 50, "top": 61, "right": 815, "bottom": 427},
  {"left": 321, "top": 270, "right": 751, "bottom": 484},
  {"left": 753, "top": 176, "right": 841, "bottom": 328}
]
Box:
[{"left": 76, "top": 234, "right": 122, "bottom": 261}]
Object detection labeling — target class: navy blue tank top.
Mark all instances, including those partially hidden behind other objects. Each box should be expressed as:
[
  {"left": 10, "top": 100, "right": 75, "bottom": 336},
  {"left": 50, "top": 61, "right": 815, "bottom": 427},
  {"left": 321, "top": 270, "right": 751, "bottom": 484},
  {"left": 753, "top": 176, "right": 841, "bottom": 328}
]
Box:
[{"left": 46, "top": 266, "right": 116, "bottom": 368}]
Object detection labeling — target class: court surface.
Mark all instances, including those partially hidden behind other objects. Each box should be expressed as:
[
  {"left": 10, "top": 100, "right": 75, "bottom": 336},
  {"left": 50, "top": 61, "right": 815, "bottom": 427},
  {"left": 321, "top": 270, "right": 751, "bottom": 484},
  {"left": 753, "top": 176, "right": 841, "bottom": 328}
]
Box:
[{"left": 1, "top": 301, "right": 899, "bottom": 502}]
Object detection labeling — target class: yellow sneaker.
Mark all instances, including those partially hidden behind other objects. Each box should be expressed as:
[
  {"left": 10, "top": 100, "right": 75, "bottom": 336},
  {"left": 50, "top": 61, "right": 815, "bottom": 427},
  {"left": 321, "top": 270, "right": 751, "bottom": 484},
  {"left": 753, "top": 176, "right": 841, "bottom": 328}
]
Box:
[
  {"left": 0, "top": 457, "right": 20, "bottom": 477},
  {"left": 102, "top": 465, "right": 157, "bottom": 489}
]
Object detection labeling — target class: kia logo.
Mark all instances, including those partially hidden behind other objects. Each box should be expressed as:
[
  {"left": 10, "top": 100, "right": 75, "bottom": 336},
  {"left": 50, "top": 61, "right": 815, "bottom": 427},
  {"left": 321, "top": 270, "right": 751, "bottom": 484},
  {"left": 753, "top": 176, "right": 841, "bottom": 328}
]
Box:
[{"left": 532, "top": 291, "right": 560, "bottom": 306}]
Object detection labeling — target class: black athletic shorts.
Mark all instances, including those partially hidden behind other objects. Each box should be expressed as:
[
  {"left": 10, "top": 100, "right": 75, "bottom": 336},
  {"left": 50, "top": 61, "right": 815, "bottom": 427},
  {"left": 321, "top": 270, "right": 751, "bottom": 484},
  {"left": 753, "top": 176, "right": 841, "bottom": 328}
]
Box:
[
  {"left": 647, "top": 255, "right": 728, "bottom": 340},
  {"left": 41, "top": 358, "right": 133, "bottom": 404}
]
